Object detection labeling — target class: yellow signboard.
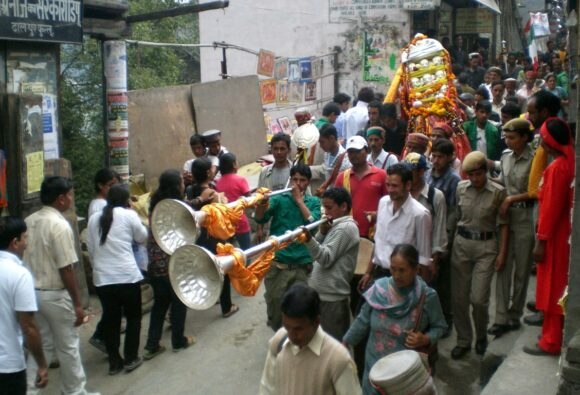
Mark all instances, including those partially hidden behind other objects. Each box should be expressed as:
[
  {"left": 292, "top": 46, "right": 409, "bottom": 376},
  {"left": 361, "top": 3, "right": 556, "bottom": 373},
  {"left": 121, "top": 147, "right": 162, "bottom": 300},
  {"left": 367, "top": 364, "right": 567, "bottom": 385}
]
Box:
[{"left": 455, "top": 8, "right": 494, "bottom": 35}]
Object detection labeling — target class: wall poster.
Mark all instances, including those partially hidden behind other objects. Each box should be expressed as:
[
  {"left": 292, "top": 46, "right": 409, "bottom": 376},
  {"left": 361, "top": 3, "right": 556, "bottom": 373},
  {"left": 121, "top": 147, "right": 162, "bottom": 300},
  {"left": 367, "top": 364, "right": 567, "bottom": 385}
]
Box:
[{"left": 363, "top": 32, "right": 392, "bottom": 83}]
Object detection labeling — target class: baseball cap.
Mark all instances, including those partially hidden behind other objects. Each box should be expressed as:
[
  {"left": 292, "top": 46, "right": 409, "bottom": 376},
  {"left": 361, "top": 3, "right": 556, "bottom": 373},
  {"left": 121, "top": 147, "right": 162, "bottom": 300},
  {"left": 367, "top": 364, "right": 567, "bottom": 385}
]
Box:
[{"left": 346, "top": 136, "right": 368, "bottom": 150}]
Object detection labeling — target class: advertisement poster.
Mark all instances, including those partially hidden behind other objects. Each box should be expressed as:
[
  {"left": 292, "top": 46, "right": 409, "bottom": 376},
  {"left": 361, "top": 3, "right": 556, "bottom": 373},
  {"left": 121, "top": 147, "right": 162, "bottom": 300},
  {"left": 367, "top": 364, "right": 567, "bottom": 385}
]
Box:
[
  {"left": 259, "top": 79, "right": 277, "bottom": 104},
  {"left": 257, "top": 49, "right": 275, "bottom": 77},
  {"left": 104, "top": 41, "right": 128, "bottom": 90},
  {"left": 363, "top": 32, "right": 390, "bottom": 82},
  {"left": 277, "top": 80, "right": 289, "bottom": 105},
  {"left": 42, "top": 94, "right": 59, "bottom": 159}
]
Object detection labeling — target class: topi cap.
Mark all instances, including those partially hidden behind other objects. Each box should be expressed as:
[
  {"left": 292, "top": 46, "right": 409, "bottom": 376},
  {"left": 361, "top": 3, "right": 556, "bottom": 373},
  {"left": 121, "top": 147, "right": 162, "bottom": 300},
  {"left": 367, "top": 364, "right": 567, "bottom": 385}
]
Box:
[
  {"left": 367, "top": 127, "right": 385, "bottom": 138},
  {"left": 462, "top": 151, "right": 487, "bottom": 172},
  {"left": 201, "top": 129, "right": 222, "bottom": 142},
  {"left": 403, "top": 152, "right": 428, "bottom": 170},
  {"left": 502, "top": 118, "right": 533, "bottom": 133},
  {"left": 469, "top": 52, "right": 481, "bottom": 59},
  {"left": 406, "top": 133, "right": 430, "bottom": 149},
  {"left": 346, "top": 135, "right": 368, "bottom": 150}
]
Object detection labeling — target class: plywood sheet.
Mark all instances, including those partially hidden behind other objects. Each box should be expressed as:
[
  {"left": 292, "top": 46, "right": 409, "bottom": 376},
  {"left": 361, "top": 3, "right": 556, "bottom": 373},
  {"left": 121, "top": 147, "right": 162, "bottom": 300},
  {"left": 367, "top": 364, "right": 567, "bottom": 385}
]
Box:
[
  {"left": 128, "top": 85, "right": 195, "bottom": 188},
  {"left": 191, "top": 75, "right": 268, "bottom": 167}
]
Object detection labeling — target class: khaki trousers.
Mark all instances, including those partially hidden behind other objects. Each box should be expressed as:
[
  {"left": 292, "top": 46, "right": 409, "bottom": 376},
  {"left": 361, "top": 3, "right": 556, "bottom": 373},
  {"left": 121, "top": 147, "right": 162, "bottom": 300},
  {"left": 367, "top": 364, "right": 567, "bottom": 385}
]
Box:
[
  {"left": 495, "top": 207, "right": 534, "bottom": 324},
  {"left": 264, "top": 262, "right": 310, "bottom": 331},
  {"left": 452, "top": 235, "right": 497, "bottom": 347}
]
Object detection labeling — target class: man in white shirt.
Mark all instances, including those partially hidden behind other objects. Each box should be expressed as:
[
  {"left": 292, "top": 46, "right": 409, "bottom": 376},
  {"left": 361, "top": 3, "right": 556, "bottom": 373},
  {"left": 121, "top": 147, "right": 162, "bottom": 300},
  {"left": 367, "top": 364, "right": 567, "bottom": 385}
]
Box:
[
  {"left": 259, "top": 284, "right": 361, "bottom": 395},
  {"left": 24, "top": 177, "right": 99, "bottom": 395},
  {"left": 366, "top": 127, "right": 399, "bottom": 171},
  {"left": 0, "top": 217, "right": 48, "bottom": 394},
  {"left": 333, "top": 92, "right": 351, "bottom": 143},
  {"left": 344, "top": 87, "right": 374, "bottom": 140},
  {"left": 403, "top": 153, "right": 447, "bottom": 284},
  {"left": 359, "top": 163, "right": 432, "bottom": 290}
]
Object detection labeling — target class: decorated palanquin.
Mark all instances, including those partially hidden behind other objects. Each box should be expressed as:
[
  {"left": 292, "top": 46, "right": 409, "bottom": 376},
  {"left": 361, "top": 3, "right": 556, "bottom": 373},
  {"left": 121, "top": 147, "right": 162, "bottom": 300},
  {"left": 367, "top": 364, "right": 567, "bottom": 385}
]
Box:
[{"left": 386, "top": 34, "right": 471, "bottom": 162}]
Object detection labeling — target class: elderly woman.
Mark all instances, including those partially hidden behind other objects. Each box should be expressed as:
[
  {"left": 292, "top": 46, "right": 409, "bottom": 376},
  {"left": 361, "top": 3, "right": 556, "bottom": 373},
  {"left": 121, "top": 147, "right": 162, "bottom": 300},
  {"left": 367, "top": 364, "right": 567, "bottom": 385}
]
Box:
[{"left": 343, "top": 244, "right": 447, "bottom": 395}]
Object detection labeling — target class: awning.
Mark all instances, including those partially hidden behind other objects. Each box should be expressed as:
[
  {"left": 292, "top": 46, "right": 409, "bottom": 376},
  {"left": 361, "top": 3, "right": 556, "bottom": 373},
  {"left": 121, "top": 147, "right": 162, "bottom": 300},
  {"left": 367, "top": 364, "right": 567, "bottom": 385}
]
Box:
[{"left": 474, "top": 0, "right": 501, "bottom": 14}]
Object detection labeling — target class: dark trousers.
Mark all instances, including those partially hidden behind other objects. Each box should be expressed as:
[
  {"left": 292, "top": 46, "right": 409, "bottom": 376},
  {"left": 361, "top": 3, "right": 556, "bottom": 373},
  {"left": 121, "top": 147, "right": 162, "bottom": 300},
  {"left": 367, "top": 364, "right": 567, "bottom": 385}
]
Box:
[
  {"left": 146, "top": 276, "right": 188, "bottom": 350},
  {"left": 96, "top": 282, "right": 142, "bottom": 369},
  {"left": 0, "top": 370, "right": 26, "bottom": 395},
  {"left": 236, "top": 232, "right": 251, "bottom": 251},
  {"left": 320, "top": 299, "right": 351, "bottom": 341},
  {"left": 220, "top": 275, "right": 232, "bottom": 315}
]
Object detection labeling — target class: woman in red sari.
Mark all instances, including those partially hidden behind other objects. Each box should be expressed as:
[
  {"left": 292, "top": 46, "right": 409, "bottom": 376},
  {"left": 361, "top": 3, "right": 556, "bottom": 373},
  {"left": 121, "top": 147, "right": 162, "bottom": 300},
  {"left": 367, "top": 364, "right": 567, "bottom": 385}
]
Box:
[{"left": 524, "top": 117, "right": 575, "bottom": 356}]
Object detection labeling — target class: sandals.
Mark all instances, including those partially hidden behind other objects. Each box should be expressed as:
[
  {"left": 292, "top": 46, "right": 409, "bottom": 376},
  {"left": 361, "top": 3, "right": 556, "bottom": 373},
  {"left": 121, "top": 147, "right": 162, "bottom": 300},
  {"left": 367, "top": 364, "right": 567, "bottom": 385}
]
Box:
[
  {"left": 223, "top": 304, "right": 240, "bottom": 318},
  {"left": 173, "top": 335, "right": 196, "bottom": 353}
]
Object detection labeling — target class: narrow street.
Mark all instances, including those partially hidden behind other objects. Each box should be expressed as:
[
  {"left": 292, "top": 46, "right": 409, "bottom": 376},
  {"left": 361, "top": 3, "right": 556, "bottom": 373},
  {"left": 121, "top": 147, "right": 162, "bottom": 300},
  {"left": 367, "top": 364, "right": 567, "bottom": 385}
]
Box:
[{"left": 37, "top": 275, "right": 554, "bottom": 395}]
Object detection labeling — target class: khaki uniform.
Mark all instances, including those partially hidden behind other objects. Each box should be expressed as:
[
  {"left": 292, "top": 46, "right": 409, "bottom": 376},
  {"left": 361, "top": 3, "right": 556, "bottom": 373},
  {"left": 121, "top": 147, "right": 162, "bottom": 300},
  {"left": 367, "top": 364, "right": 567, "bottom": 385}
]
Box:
[
  {"left": 452, "top": 179, "right": 507, "bottom": 348},
  {"left": 495, "top": 146, "right": 535, "bottom": 325}
]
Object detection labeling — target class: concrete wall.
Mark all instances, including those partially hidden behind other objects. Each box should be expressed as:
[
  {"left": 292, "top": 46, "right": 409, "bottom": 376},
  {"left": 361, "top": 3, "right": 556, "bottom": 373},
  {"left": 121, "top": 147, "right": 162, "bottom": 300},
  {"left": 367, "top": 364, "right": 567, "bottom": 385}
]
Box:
[{"left": 199, "top": 1, "right": 411, "bottom": 118}]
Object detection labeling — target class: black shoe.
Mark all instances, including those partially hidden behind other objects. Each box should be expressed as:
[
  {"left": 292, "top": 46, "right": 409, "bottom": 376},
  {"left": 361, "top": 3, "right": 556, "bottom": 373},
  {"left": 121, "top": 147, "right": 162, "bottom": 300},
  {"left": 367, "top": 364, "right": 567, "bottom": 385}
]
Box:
[
  {"left": 526, "top": 301, "right": 538, "bottom": 313},
  {"left": 475, "top": 338, "right": 488, "bottom": 355},
  {"left": 507, "top": 320, "right": 521, "bottom": 331},
  {"left": 523, "top": 343, "right": 560, "bottom": 356},
  {"left": 451, "top": 346, "right": 471, "bottom": 359},
  {"left": 124, "top": 357, "right": 143, "bottom": 373},
  {"left": 488, "top": 324, "right": 510, "bottom": 337},
  {"left": 524, "top": 312, "right": 544, "bottom": 327},
  {"left": 108, "top": 359, "right": 124, "bottom": 376}
]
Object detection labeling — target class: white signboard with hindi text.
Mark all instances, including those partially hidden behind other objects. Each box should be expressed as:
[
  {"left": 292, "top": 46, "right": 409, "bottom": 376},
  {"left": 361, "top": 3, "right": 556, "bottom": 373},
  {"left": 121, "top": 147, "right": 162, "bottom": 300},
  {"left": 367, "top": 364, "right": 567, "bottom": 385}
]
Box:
[{"left": 329, "top": 0, "right": 403, "bottom": 23}]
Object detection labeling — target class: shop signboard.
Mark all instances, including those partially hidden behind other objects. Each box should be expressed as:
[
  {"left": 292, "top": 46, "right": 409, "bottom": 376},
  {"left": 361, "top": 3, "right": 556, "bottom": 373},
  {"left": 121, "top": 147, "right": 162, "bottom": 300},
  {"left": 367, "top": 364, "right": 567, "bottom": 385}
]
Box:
[
  {"left": 455, "top": 8, "right": 494, "bottom": 35},
  {"left": 0, "top": 0, "right": 83, "bottom": 43}
]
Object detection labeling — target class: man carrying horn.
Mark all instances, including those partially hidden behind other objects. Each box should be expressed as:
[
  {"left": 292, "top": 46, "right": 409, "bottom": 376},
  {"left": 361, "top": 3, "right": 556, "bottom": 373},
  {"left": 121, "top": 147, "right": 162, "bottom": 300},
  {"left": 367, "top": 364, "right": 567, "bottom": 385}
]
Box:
[{"left": 255, "top": 164, "right": 321, "bottom": 331}]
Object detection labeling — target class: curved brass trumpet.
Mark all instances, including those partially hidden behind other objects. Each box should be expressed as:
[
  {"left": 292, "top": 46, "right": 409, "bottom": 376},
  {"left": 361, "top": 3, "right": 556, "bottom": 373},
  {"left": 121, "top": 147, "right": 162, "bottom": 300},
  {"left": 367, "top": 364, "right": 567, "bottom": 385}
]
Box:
[
  {"left": 169, "top": 218, "right": 327, "bottom": 310},
  {"left": 151, "top": 187, "right": 292, "bottom": 255}
]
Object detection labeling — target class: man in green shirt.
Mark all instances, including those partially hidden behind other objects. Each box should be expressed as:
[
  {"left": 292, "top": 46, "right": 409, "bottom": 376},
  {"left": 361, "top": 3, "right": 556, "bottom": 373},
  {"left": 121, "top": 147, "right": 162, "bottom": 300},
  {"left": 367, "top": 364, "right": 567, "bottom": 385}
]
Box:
[
  {"left": 256, "top": 164, "right": 322, "bottom": 330},
  {"left": 315, "top": 102, "right": 341, "bottom": 130}
]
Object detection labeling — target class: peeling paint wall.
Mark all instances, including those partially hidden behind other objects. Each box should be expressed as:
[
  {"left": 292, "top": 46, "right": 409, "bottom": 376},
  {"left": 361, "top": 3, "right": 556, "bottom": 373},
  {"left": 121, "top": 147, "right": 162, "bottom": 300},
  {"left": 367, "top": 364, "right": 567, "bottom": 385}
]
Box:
[{"left": 199, "top": 1, "right": 411, "bottom": 118}]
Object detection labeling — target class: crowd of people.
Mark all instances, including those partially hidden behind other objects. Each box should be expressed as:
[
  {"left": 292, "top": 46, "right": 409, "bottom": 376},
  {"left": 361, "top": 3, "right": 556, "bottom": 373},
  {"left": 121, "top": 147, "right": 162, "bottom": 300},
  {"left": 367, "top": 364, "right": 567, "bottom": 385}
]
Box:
[{"left": 0, "top": 39, "right": 574, "bottom": 395}]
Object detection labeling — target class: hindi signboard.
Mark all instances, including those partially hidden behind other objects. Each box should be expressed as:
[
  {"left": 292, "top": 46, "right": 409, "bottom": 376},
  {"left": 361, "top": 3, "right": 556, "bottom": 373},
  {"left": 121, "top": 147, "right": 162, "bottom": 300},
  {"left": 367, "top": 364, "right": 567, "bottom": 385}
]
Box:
[
  {"left": 455, "top": 8, "right": 494, "bottom": 35},
  {"left": 329, "top": 0, "right": 402, "bottom": 23},
  {"left": 0, "top": 0, "right": 83, "bottom": 43},
  {"left": 403, "top": 0, "right": 436, "bottom": 10}
]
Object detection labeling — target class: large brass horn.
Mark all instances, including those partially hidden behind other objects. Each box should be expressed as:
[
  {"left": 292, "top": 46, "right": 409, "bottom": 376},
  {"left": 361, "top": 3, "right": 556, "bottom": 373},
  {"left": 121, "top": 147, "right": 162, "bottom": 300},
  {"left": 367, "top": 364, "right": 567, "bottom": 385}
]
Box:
[
  {"left": 169, "top": 217, "right": 328, "bottom": 310},
  {"left": 151, "top": 188, "right": 292, "bottom": 255}
]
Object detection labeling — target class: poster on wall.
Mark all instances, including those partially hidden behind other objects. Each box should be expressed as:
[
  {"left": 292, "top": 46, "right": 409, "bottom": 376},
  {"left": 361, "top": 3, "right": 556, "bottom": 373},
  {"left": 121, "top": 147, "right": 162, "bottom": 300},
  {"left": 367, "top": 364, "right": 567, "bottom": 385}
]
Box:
[
  {"left": 274, "top": 58, "right": 288, "bottom": 80},
  {"left": 288, "top": 82, "right": 303, "bottom": 103},
  {"left": 312, "top": 58, "right": 324, "bottom": 79},
  {"left": 277, "top": 117, "right": 292, "bottom": 134},
  {"left": 455, "top": 9, "right": 494, "bottom": 35},
  {"left": 42, "top": 94, "right": 59, "bottom": 160},
  {"left": 259, "top": 79, "right": 277, "bottom": 105},
  {"left": 363, "top": 32, "right": 391, "bottom": 82},
  {"left": 299, "top": 58, "right": 312, "bottom": 82},
  {"left": 19, "top": 95, "right": 44, "bottom": 199},
  {"left": 288, "top": 58, "right": 301, "bottom": 82},
  {"left": 304, "top": 81, "right": 317, "bottom": 101},
  {"left": 26, "top": 151, "right": 44, "bottom": 195},
  {"left": 277, "top": 80, "right": 289, "bottom": 105},
  {"left": 257, "top": 49, "right": 275, "bottom": 77}
]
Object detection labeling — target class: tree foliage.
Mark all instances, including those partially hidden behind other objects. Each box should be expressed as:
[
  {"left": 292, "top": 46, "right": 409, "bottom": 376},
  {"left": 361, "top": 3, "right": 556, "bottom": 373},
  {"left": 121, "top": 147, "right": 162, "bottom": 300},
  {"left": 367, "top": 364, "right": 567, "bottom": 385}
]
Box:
[{"left": 60, "top": 0, "right": 200, "bottom": 215}]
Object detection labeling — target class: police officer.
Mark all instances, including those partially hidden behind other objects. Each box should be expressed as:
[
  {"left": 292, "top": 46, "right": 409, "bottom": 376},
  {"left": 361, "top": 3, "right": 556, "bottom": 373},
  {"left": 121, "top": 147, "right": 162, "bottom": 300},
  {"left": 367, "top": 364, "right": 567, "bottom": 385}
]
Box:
[
  {"left": 488, "top": 118, "right": 535, "bottom": 337},
  {"left": 451, "top": 151, "right": 509, "bottom": 359}
]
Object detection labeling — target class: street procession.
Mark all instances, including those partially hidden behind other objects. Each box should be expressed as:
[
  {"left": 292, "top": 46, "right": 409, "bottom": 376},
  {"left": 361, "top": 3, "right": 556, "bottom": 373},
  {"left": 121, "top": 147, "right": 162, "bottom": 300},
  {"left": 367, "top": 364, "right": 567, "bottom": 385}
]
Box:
[{"left": 0, "top": 0, "right": 578, "bottom": 394}]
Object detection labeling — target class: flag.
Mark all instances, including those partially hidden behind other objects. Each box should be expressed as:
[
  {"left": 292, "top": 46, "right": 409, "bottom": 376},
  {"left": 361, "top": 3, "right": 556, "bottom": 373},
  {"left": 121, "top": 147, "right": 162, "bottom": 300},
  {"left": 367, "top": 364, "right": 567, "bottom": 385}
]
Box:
[{"left": 524, "top": 15, "right": 539, "bottom": 71}]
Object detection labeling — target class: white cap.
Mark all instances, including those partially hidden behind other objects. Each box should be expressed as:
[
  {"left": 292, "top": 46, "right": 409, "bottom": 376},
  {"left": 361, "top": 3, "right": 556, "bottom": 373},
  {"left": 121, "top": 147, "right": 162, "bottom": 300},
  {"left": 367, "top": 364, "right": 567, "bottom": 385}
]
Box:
[
  {"left": 346, "top": 135, "right": 368, "bottom": 150},
  {"left": 201, "top": 129, "right": 222, "bottom": 142}
]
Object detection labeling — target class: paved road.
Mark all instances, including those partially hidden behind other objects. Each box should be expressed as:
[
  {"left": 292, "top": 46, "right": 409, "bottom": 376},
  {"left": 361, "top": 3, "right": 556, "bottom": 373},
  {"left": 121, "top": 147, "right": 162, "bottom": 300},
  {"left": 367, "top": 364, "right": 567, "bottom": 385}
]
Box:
[{"left": 38, "top": 276, "right": 540, "bottom": 395}]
